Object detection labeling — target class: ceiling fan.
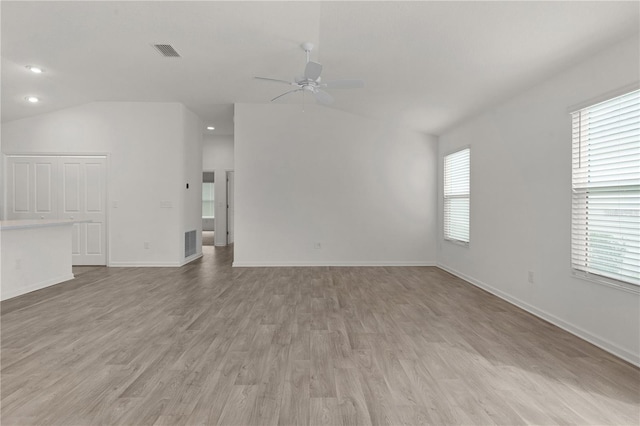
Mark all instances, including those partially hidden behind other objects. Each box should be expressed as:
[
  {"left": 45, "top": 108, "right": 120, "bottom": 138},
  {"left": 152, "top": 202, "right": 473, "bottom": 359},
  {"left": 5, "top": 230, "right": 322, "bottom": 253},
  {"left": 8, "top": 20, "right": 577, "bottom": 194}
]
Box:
[{"left": 255, "top": 42, "right": 364, "bottom": 105}]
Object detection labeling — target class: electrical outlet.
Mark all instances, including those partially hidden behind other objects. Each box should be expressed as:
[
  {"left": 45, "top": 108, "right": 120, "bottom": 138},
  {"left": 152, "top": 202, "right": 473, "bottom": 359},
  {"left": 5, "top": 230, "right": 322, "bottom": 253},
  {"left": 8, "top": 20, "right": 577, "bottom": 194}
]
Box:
[
  {"left": 144, "top": 242, "right": 150, "bottom": 250},
  {"left": 314, "top": 242, "right": 322, "bottom": 250},
  {"left": 528, "top": 271, "right": 534, "bottom": 284}
]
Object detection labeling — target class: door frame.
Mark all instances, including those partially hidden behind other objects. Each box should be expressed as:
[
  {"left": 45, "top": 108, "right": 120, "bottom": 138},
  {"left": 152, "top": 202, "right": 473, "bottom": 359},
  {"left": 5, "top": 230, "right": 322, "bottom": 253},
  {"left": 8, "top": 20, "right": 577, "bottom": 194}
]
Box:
[
  {"left": 202, "top": 169, "right": 215, "bottom": 236},
  {"left": 3, "top": 152, "right": 110, "bottom": 265},
  {"left": 226, "top": 170, "right": 234, "bottom": 245}
]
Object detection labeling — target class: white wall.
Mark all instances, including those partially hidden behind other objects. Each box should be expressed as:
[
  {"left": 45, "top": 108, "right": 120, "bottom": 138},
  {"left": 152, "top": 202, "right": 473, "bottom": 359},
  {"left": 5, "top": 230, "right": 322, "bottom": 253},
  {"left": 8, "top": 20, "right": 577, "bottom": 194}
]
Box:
[
  {"left": 202, "top": 134, "right": 234, "bottom": 245},
  {"left": 2, "top": 101, "right": 202, "bottom": 267},
  {"left": 180, "top": 106, "right": 204, "bottom": 262},
  {"left": 234, "top": 103, "right": 438, "bottom": 266},
  {"left": 1, "top": 223, "right": 74, "bottom": 300},
  {"left": 203, "top": 134, "right": 234, "bottom": 171},
  {"left": 438, "top": 35, "right": 640, "bottom": 365}
]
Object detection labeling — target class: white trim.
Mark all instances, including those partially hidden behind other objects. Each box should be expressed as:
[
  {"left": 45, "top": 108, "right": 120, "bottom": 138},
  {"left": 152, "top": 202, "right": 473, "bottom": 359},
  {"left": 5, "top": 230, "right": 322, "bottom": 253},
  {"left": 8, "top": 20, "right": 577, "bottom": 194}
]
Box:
[
  {"left": 109, "top": 253, "right": 203, "bottom": 268},
  {"left": 181, "top": 253, "right": 203, "bottom": 266},
  {"left": 109, "top": 261, "right": 186, "bottom": 268},
  {"left": 444, "top": 238, "right": 469, "bottom": 248},
  {"left": 233, "top": 260, "right": 437, "bottom": 267},
  {"left": 1, "top": 219, "right": 88, "bottom": 230},
  {"left": 572, "top": 269, "right": 640, "bottom": 295},
  {"left": 437, "top": 263, "right": 640, "bottom": 367},
  {"left": 567, "top": 81, "right": 639, "bottom": 113},
  {"left": 2, "top": 154, "right": 6, "bottom": 220},
  {"left": 0, "top": 274, "right": 75, "bottom": 301},
  {"left": 442, "top": 144, "right": 472, "bottom": 158},
  {"left": 3, "top": 152, "right": 110, "bottom": 158}
]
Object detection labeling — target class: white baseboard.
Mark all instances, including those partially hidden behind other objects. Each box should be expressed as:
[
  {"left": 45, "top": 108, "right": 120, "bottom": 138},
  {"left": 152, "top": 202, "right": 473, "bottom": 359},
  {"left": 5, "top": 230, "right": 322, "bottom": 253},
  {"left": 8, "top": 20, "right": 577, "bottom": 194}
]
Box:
[
  {"left": 180, "top": 253, "right": 203, "bottom": 266},
  {"left": 109, "top": 261, "right": 184, "bottom": 267},
  {"left": 437, "top": 263, "right": 640, "bottom": 367},
  {"left": 1, "top": 273, "right": 75, "bottom": 301},
  {"left": 109, "top": 253, "right": 203, "bottom": 268},
  {"left": 232, "top": 260, "right": 436, "bottom": 267}
]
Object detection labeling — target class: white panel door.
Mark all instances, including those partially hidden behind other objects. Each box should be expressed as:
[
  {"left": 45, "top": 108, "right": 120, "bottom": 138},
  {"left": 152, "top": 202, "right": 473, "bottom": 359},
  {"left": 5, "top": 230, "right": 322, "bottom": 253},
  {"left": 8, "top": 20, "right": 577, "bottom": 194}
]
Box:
[
  {"left": 6, "top": 156, "right": 58, "bottom": 220},
  {"left": 60, "top": 157, "right": 107, "bottom": 265},
  {"left": 6, "top": 155, "right": 107, "bottom": 265}
]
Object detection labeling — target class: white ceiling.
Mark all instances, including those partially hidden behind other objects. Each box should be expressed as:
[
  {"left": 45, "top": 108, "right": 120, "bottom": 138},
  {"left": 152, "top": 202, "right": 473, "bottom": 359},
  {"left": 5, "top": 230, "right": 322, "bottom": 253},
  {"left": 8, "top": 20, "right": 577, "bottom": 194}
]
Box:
[{"left": 2, "top": 1, "right": 639, "bottom": 136}]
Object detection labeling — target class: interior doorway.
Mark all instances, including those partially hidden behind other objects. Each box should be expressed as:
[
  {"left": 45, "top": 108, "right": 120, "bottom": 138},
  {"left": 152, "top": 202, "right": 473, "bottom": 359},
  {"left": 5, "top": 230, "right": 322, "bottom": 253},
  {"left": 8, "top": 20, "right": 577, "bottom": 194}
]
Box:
[
  {"left": 202, "top": 171, "right": 215, "bottom": 246},
  {"left": 200, "top": 168, "right": 233, "bottom": 247}
]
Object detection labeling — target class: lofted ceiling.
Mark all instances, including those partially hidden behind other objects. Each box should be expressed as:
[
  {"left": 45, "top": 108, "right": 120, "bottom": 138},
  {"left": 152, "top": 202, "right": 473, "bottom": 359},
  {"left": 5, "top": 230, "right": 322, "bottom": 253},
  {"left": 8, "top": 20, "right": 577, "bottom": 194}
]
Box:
[{"left": 2, "top": 1, "right": 639, "bottom": 136}]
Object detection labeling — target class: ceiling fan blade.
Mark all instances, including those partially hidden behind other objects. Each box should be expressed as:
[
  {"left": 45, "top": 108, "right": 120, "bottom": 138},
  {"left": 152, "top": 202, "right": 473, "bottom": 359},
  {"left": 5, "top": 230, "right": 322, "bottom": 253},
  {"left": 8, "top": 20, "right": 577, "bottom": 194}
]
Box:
[
  {"left": 313, "top": 89, "right": 334, "bottom": 105},
  {"left": 255, "top": 76, "right": 294, "bottom": 86},
  {"left": 271, "top": 88, "right": 303, "bottom": 102},
  {"left": 304, "top": 61, "right": 323, "bottom": 81},
  {"left": 322, "top": 79, "right": 364, "bottom": 89}
]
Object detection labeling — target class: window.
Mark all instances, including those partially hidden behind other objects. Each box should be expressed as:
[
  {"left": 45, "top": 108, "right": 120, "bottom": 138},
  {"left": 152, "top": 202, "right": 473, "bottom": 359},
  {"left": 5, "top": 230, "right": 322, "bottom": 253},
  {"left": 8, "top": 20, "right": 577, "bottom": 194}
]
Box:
[
  {"left": 202, "top": 172, "right": 215, "bottom": 219},
  {"left": 444, "top": 148, "right": 470, "bottom": 244},
  {"left": 571, "top": 89, "right": 639, "bottom": 287}
]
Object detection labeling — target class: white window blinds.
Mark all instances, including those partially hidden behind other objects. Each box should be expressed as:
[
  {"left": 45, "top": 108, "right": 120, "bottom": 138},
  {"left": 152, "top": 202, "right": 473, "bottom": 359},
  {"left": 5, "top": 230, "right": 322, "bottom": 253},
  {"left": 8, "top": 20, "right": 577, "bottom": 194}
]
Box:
[
  {"left": 571, "top": 89, "right": 640, "bottom": 286},
  {"left": 444, "top": 148, "right": 470, "bottom": 243}
]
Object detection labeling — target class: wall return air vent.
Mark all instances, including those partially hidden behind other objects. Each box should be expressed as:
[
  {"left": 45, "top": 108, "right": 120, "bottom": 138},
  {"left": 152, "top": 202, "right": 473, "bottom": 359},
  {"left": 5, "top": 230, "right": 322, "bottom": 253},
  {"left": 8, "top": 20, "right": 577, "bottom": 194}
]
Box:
[
  {"left": 153, "top": 44, "right": 181, "bottom": 57},
  {"left": 185, "top": 230, "right": 196, "bottom": 258}
]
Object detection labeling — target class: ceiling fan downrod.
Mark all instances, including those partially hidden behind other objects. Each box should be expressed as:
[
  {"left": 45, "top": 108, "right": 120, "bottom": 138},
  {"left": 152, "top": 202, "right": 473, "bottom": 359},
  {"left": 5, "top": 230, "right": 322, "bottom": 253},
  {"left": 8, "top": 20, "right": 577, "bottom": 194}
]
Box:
[{"left": 301, "top": 42, "right": 314, "bottom": 64}]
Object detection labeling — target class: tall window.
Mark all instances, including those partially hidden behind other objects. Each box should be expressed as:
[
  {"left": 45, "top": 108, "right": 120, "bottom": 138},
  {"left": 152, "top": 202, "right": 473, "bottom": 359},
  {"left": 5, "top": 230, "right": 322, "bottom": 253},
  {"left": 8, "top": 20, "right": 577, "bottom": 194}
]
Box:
[
  {"left": 202, "top": 172, "right": 215, "bottom": 219},
  {"left": 571, "top": 89, "right": 639, "bottom": 286},
  {"left": 444, "top": 148, "right": 470, "bottom": 244}
]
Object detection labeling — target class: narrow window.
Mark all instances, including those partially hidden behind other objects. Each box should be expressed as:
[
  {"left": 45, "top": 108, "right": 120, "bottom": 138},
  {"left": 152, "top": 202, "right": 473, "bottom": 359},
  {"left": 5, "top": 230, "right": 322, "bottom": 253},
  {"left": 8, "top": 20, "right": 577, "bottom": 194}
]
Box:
[
  {"left": 444, "top": 148, "right": 470, "bottom": 244},
  {"left": 571, "top": 89, "right": 639, "bottom": 286}
]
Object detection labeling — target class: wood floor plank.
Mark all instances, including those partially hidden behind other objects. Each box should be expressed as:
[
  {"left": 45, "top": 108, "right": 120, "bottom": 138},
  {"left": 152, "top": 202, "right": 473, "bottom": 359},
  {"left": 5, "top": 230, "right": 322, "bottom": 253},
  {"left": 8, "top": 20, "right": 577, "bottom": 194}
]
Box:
[
  {"left": 334, "top": 367, "right": 372, "bottom": 426},
  {"left": 310, "top": 331, "right": 337, "bottom": 398},
  {"left": 183, "top": 353, "right": 242, "bottom": 425},
  {"left": 1, "top": 245, "right": 638, "bottom": 425},
  {"left": 216, "top": 384, "right": 259, "bottom": 426},
  {"left": 278, "top": 359, "right": 310, "bottom": 426},
  {"left": 309, "top": 397, "right": 342, "bottom": 426}
]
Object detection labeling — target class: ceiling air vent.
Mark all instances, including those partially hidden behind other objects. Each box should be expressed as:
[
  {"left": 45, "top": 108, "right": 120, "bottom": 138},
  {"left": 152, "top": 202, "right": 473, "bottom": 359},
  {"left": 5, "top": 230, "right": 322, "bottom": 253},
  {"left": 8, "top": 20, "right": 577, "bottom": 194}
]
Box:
[{"left": 153, "top": 44, "right": 181, "bottom": 58}]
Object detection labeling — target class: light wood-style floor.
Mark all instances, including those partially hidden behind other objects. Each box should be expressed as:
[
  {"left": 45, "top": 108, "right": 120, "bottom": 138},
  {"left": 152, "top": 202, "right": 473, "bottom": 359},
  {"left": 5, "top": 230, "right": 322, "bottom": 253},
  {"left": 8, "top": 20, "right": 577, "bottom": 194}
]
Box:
[
  {"left": 1, "top": 246, "right": 638, "bottom": 425},
  {"left": 202, "top": 231, "right": 215, "bottom": 247}
]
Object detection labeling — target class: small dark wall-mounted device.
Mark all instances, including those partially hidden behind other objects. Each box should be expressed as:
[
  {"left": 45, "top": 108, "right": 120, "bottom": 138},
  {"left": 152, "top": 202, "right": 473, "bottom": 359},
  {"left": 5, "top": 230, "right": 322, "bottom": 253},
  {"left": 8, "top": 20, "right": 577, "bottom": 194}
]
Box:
[{"left": 186, "top": 183, "right": 189, "bottom": 189}]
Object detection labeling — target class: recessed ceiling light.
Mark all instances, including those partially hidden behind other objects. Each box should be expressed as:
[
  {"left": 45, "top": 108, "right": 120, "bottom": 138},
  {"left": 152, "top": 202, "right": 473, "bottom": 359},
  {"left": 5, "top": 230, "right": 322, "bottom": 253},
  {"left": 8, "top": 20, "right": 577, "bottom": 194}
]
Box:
[
  {"left": 26, "top": 96, "right": 40, "bottom": 103},
  {"left": 26, "top": 65, "right": 43, "bottom": 73},
  {"left": 207, "top": 126, "right": 215, "bottom": 130}
]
